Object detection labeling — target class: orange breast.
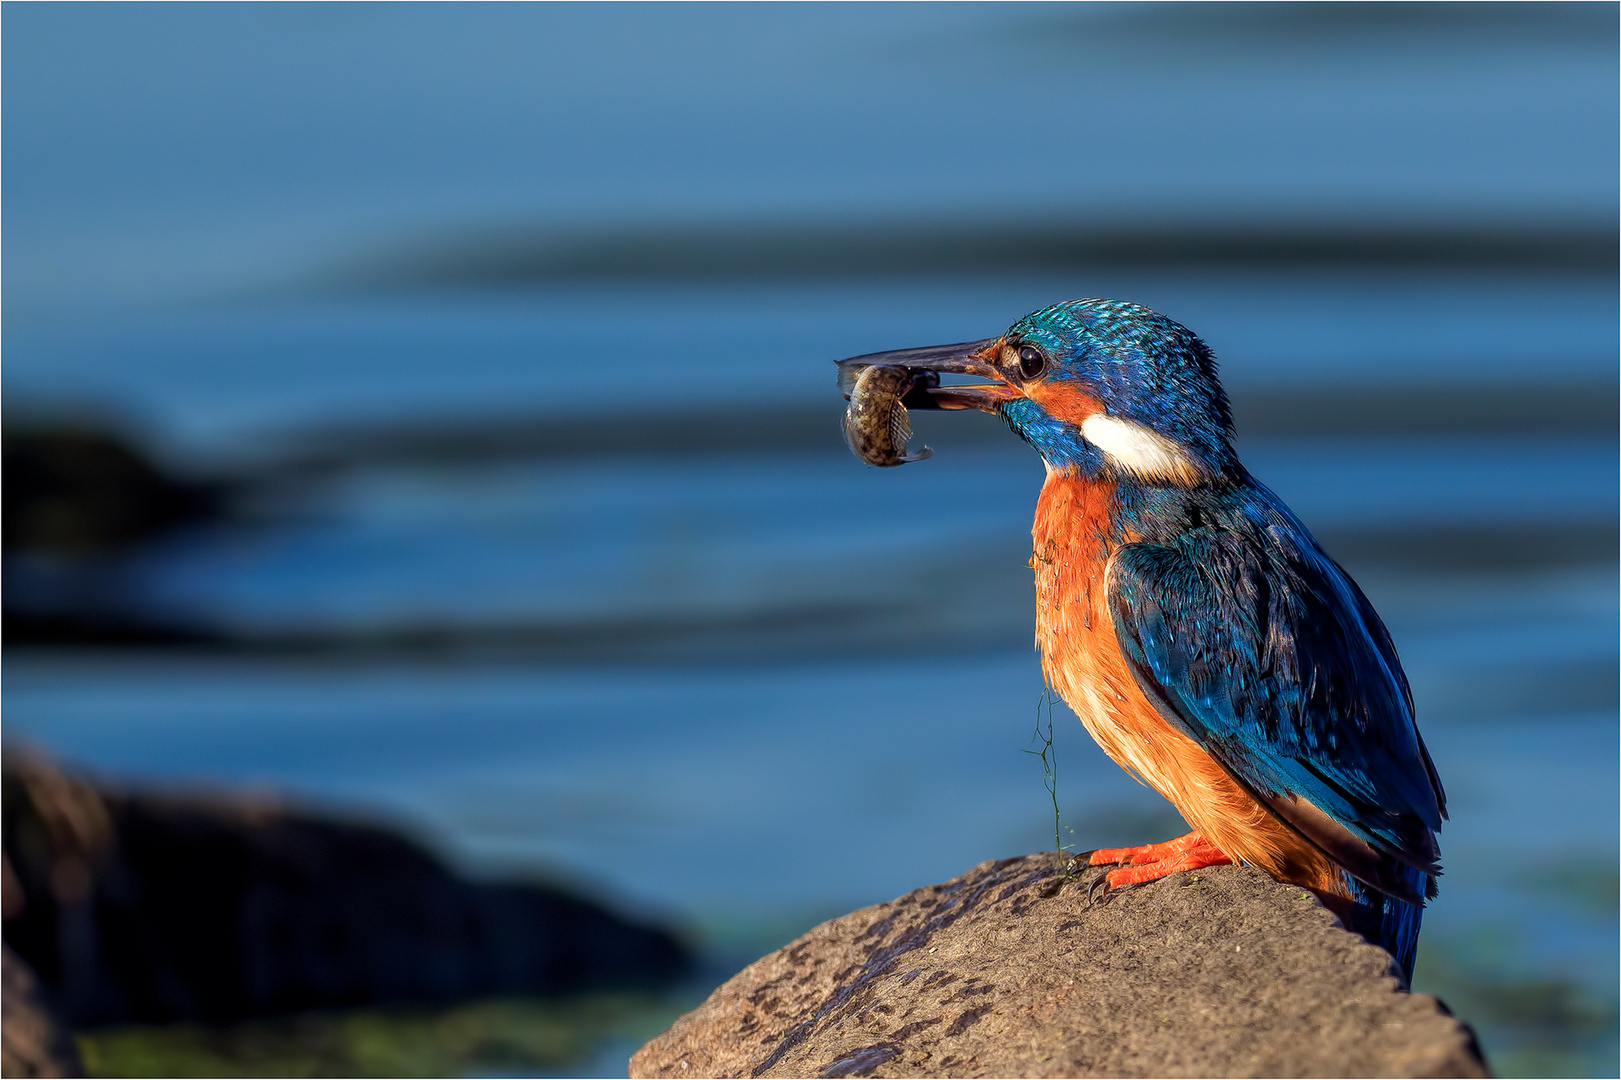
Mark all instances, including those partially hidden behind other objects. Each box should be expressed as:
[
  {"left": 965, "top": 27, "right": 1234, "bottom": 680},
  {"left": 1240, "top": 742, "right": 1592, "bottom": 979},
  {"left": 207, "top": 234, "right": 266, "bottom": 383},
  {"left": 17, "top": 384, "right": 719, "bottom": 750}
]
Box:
[{"left": 1032, "top": 469, "right": 1344, "bottom": 895}]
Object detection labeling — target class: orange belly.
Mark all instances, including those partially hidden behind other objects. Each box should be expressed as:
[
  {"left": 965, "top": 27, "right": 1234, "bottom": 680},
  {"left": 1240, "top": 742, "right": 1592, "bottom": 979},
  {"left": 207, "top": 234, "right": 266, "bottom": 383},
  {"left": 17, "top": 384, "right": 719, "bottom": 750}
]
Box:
[{"left": 1032, "top": 469, "right": 1345, "bottom": 896}]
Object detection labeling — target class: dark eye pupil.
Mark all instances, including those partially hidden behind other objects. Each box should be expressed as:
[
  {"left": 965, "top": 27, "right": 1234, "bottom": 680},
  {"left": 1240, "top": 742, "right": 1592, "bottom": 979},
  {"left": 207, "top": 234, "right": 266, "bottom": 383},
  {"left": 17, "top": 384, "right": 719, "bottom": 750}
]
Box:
[{"left": 1017, "top": 345, "right": 1044, "bottom": 379}]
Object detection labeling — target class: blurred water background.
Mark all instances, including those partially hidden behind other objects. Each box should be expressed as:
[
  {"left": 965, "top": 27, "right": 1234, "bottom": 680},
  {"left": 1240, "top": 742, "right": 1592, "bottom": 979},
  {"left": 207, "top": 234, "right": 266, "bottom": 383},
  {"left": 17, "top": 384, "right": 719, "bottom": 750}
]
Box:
[{"left": 3, "top": 4, "right": 1617, "bottom": 1077}]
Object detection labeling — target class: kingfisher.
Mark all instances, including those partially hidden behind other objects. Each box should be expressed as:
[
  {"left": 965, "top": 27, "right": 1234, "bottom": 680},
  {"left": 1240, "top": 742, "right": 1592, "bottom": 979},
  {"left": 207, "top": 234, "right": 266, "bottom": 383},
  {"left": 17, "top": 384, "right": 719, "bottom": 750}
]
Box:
[{"left": 837, "top": 299, "right": 1445, "bottom": 981}]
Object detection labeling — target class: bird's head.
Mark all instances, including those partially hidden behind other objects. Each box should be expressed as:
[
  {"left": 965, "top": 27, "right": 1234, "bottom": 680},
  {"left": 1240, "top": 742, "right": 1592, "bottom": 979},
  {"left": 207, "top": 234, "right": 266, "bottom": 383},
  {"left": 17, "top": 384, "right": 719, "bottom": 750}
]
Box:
[{"left": 840, "top": 299, "right": 1236, "bottom": 484}]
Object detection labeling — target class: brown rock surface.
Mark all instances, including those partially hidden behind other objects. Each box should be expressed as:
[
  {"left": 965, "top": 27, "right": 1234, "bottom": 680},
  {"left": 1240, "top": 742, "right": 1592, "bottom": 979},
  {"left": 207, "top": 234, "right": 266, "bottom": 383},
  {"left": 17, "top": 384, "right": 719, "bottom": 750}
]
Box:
[
  {"left": 2, "top": 944, "right": 83, "bottom": 1078},
  {"left": 631, "top": 853, "right": 1489, "bottom": 1079},
  {"left": 1, "top": 751, "right": 689, "bottom": 1026}
]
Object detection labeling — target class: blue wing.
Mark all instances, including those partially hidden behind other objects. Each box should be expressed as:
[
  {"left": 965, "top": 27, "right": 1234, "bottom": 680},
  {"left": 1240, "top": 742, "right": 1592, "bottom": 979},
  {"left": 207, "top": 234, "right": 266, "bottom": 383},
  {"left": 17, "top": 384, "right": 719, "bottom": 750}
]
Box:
[{"left": 1107, "top": 482, "right": 1445, "bottom": 904}]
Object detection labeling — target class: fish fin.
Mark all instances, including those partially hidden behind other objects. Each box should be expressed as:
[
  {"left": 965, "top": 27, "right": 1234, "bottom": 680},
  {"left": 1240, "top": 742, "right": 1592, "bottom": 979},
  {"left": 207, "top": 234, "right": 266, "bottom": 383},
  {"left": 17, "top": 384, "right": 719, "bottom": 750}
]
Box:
[
  {"left": 888, "top": 401, "right": 913, "bottom": 450},
  {"left": 836, "top": 360, "right": 869, "bottom": 398}
]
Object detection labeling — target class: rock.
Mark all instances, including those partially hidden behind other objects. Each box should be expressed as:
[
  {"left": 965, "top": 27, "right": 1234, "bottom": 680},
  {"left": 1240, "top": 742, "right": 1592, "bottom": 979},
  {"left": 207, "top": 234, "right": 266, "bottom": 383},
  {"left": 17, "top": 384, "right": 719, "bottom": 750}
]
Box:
[
  {"left": 2, "top": 425, "right": 223, "bottom": 556},
  {"left": 2, "top": 752, "right": 690, "bottom": 1025},
  {"left": 631, "top": 853, "right": 1489, "bottom": 1079},
  {"left": 2, "top": 944, "right": 83, "bottom": 1078},
  {"left": 2, "top": 423, "right": 230, "bottom": 645}
]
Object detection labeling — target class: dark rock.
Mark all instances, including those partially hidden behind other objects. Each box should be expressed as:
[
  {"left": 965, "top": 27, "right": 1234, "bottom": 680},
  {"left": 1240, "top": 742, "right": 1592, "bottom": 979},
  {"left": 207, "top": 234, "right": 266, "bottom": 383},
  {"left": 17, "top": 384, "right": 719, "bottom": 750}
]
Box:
[
  {"left": 2, "top": 944, "right": 83, "bottom": 1078},
  {"left": 2, "top": 753, "right": 689, "bottom": 1026},
  {"left": 2, "top": 423, "right": 232, "bottom": 646},
  {"left": 631, "top": 853, "right": 1489, "bottom": 1079},
  {"left": 2, "top": 425, "right": 223, "bottom": 556}
]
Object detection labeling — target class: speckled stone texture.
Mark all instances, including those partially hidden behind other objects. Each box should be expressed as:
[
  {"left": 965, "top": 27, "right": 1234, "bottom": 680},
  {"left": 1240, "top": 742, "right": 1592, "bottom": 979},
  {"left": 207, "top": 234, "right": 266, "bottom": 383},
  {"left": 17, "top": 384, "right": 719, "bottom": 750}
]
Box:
[{"left": 631, "top": 854, "right": 1489, "bottom": 1079}]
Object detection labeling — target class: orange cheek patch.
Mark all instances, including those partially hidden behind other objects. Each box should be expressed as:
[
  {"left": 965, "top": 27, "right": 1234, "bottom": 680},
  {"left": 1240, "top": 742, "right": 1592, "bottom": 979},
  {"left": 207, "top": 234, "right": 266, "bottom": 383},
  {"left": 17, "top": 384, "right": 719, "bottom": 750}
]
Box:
[{"left": 1025, "top": 382, "right": 1104, "bottom": 426}]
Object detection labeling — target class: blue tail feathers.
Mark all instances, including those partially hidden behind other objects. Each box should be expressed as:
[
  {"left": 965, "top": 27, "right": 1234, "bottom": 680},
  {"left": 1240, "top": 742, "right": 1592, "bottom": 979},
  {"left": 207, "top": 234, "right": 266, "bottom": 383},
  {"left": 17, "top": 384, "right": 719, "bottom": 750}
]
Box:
[{"left": 1338, "top": 865, "right": 1433, "bottom": 984}]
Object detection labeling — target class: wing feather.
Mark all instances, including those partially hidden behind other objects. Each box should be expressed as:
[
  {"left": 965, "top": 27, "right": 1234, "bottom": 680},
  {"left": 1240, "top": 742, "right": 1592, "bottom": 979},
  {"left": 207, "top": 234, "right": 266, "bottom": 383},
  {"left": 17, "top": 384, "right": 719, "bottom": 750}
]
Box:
[{"left": 1105, "top": 487, "right": 1445, "bottom": 901}]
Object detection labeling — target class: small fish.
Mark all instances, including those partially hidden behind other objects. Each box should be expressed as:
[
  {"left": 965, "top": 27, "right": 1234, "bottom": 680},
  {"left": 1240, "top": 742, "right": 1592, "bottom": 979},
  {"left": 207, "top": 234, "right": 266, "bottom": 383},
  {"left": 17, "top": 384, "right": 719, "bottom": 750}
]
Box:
[{"left": 842, "top": 364, "right": 933, "bottom": 467}]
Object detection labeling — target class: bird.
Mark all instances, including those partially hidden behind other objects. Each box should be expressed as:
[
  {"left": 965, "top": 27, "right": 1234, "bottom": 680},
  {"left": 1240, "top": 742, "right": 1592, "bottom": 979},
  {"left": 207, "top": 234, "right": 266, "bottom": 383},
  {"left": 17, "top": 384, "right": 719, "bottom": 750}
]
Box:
[{"left": 836, "top": 298, "right": 1445, "bottom": 982}]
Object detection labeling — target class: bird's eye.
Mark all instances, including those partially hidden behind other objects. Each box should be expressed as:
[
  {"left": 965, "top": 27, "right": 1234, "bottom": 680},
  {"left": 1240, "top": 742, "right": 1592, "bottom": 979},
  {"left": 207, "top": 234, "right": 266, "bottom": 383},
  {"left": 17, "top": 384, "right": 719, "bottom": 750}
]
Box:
[{"left": 1016, "top": 345, "right": 1046, "bottom": 380}]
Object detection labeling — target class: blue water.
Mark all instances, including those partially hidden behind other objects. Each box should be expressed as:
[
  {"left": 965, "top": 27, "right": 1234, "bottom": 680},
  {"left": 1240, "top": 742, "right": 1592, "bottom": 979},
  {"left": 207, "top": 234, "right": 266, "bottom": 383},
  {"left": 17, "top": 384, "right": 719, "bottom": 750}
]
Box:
[
  {"left": 6, "top": 5, "right": 1616, "bottom": 318},
  {"left": 5, "top": 274, "right": 1616, "bottom": 454},
  {"left": 5, "top": 279, "right": 1618, "bottom": 1078},
  {"left": 4, "top": 4, "right": 1617, "bottom": 1076}
]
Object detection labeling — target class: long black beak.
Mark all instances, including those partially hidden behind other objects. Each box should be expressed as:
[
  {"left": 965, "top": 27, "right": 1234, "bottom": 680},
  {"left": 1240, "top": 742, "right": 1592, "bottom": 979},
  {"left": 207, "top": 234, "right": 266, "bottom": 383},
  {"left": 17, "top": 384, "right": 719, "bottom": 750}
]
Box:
[{"left": 835, "top": 337, "right": 1010, "bottom": 412}]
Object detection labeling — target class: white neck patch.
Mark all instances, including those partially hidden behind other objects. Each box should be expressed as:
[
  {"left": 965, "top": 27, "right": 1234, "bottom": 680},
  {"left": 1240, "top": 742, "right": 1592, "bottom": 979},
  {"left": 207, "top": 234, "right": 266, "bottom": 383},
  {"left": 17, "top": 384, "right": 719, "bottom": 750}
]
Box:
[{"left": 1079, "top": 413, "right": 1202, "bottom": 485}]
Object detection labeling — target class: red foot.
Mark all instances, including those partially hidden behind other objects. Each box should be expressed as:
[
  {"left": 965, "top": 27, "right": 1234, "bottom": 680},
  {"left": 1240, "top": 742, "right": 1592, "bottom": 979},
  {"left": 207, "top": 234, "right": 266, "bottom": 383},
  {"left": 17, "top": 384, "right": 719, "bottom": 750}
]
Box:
[
  {"left": 1090, "top": 830, "right": 1213, "bottom": 866},
  {"left": 1088, "top": 830, "right": 1233, "bottom": 888}
]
